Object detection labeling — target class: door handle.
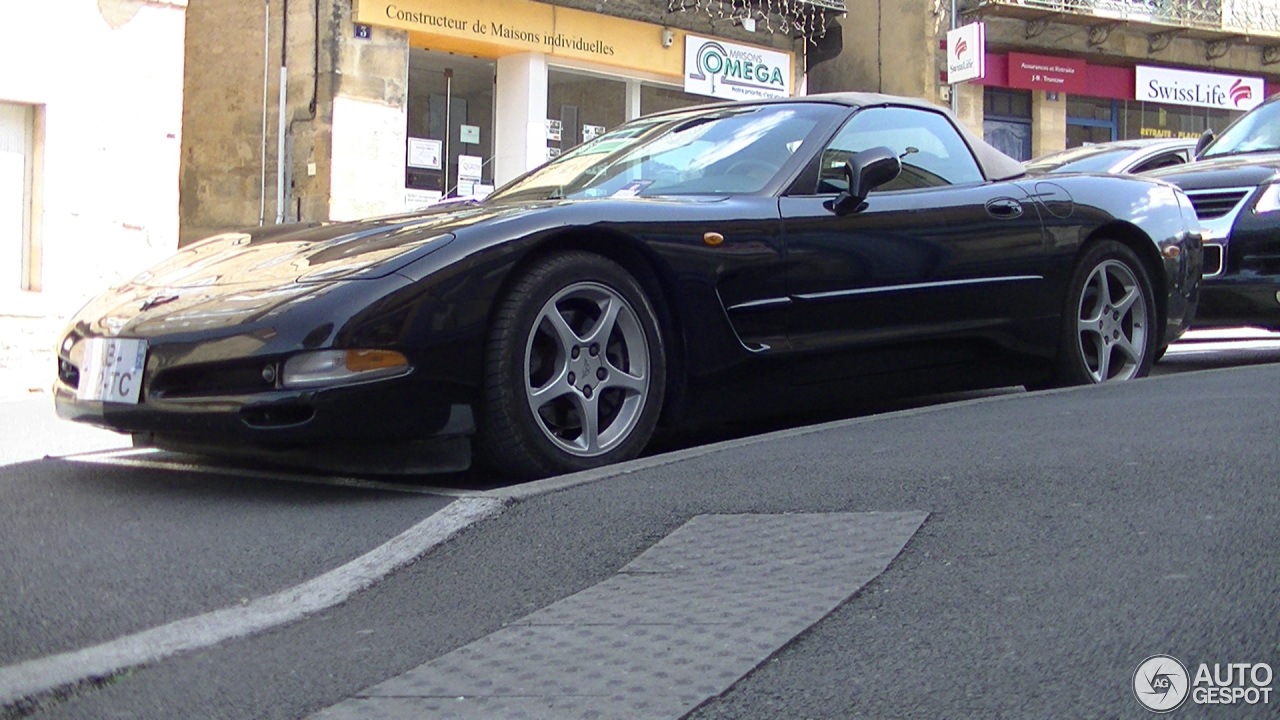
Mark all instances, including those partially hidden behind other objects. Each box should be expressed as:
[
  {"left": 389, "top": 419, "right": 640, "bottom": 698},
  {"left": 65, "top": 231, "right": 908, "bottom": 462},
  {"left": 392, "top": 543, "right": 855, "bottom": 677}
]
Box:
[{"left": 985, "top": 198, "right": 1024, "bottom": 219}]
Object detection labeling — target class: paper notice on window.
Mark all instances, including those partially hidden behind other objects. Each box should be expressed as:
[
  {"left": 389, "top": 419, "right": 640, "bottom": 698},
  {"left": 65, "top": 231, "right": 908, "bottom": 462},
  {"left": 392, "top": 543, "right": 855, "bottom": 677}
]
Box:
[
  {"left": 457, "top": 154, "right": 483, "bottom": 181},
  {"left": 407, "top": 137, "right": 442, "bottom": 169}
]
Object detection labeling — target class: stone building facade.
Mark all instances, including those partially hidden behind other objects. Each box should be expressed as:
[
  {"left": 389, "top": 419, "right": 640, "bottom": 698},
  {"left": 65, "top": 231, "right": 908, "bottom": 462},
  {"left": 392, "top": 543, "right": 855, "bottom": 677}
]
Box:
[
  {"left": 180, "top": 0, "right": 1280, "bottom": 246},
  {"left": 179, "top": 0, "right": 822, "bottom": 244}
]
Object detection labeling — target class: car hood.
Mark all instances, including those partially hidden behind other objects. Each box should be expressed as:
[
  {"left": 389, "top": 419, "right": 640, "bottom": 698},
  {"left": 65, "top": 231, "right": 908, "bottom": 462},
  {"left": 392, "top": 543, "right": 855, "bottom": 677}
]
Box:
[
  {"left": 128, "top": 215, "right": 470, "bottom": 291},
  {"left": 72, "top": 196, "right": 724, "bottom": 340},
  {"left": 69, "top": 202, "right": 545, "bottom": 339},
  {"left": 1144, "top": 151, "right": 1280, "bottom": 191}
]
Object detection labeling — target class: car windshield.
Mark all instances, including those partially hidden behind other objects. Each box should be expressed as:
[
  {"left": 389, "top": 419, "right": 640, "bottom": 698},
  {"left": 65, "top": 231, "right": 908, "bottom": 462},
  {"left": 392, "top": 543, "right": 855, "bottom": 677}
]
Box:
[
  {"left": 1025, "top": 146, "right": 1139, "bottom": 174},
  {"left": 487, "top": 103, "right": 835, "bottom": 202},
  {"left": 1202, "top": 100, "right": 1280, "bottom": 158}
]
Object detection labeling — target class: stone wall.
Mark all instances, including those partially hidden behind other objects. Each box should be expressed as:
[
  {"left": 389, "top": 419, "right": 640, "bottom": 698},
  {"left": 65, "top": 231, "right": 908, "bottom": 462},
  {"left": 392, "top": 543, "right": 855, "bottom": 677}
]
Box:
[
  {"left": 808, "top": 0, "right": 947, "bottom": 102},
  {"left": 180, "top": 0, "right": 342, "bottom": 245}
]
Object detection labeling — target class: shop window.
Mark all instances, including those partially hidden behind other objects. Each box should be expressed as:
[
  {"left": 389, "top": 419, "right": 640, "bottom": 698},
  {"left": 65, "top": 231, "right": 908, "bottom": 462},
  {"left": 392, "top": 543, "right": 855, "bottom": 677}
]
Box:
[
  {"left": 548, "top": 69, "right": 626, "bottom": 158},
  {"left": 407, "top": 50, "right": 495, "bottom": 201},
  {"left": 1067, "top": 97, "right": 1117, "bottom": 147},
  {"left": 1067, "top": 96, "right": 1114, "bottom": 123},
  {"left": 984, "top": 88, "right": 1031, "bottom": 120},
  {"left": 1119, "top": 101, "right": 1240, "bottom": 141},
  {"left": 641, "top": 84, "right": 710, "bottom": 116}
]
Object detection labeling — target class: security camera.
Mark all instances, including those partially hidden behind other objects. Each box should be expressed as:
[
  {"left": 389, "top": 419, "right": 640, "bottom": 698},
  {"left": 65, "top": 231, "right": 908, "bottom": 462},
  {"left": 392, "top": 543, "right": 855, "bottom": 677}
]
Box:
[{"left": 661, "top": 28, "right": 675, "bottom": 48}]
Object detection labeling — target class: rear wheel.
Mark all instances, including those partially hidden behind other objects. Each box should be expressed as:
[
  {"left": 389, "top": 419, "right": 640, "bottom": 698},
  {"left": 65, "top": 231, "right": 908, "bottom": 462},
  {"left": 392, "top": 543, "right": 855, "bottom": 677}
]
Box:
[
  {"left": 478, "top": 252, "right": 666, "bottom": 479},
  {"left": 1056, "top": 240, "right": 1158, "bottom": 385}
]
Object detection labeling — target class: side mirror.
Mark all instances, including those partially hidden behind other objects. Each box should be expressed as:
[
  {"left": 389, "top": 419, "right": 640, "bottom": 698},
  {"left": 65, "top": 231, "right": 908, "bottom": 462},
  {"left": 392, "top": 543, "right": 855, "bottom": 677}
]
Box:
[
  {"left": 1194, "top": 128, "right": 1215, "bottom": 159},
  {"left": 834, "top": 146, "right": 902, "bottom": 215}
]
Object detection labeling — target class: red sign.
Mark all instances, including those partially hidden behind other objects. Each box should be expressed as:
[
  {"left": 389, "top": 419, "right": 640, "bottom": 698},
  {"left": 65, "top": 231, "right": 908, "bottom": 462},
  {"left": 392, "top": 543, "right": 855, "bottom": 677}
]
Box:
[{"left": 1007, "top": 52, "right": 1087, "bottom": 94}]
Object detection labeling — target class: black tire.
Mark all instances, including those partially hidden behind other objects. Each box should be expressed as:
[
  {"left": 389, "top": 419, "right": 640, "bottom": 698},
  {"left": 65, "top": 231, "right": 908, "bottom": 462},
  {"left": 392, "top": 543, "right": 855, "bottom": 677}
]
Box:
[
  {"left": 477, "top": 252, "right": 666, "bottom": 479},
  {"left": 1055, "top": 240, "right": 1158, "bottom": 386}
]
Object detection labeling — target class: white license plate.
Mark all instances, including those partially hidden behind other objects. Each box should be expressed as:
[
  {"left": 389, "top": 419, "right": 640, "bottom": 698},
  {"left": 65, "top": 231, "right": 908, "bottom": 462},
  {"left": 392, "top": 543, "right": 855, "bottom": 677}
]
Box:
[{"left": 76, "top": 338, "right": 148, "bottom": 404}]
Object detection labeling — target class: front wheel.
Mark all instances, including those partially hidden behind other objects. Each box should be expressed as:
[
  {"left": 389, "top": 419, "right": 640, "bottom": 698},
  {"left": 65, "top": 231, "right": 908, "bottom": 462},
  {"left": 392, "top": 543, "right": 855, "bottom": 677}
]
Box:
[
  {"left": 1056, "top": 240, "right": 1158, "bottom": 385},
  {"left": 477, "top": 252, "right": 666, "bottom": 479}
]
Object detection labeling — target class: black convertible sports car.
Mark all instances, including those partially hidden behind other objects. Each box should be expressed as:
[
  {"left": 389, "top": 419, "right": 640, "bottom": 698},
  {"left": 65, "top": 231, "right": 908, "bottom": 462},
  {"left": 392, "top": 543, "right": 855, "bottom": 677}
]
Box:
[{"left": 55, "top": 93, "right": 1203, "bottom": 478}]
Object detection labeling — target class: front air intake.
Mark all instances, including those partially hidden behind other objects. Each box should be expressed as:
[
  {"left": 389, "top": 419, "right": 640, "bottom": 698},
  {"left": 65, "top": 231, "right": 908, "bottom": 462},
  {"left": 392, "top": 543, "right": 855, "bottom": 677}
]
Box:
[{"left": 1185, "top": 188, "right": 1250, "bottom": 220}]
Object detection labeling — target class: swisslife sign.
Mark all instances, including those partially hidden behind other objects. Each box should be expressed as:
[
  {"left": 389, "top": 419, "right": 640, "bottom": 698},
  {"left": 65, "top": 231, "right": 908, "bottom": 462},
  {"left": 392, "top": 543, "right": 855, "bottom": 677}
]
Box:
[
  {"left": 1136, "top": 66, "right": 1264, "bottom": 111},
  {"left": 684, "top": 35, "right": 792, "bottom": 100},
  {"left": 946, "top": 22, "right": 985, "bottom": 84}
]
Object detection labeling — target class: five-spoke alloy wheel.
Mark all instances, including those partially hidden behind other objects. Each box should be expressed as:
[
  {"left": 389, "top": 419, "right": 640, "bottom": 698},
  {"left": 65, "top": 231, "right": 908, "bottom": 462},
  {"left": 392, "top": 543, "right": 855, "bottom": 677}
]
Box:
[
  {"left": 479, "top": 252, "right": 666, "bottom": 478},
  {"left": 1058, "top": 240, "right": 1158, "bottom": 385}
]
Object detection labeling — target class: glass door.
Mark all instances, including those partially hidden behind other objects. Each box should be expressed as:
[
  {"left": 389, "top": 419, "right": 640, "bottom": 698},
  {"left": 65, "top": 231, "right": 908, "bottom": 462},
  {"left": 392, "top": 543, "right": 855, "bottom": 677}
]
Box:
[
  {"left": 407, "top": 49, "right": 495, "bottom": 201},
  {"left": 983, "top": 88, "right": 1032, "bottom": 161}
]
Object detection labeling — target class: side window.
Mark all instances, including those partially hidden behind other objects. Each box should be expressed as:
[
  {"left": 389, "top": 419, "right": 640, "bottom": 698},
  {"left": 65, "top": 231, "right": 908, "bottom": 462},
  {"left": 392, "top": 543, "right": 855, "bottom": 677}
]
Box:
[
  {"left": 1131, "top": 151, "right": 1187, "bottom": 174},
  {"left": 817, "top": 106, "right": 984, "bottom": 193}
]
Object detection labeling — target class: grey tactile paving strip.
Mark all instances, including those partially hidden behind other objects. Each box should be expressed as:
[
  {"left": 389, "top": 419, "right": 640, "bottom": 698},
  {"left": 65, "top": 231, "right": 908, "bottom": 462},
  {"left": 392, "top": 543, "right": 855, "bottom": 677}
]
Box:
[{"left": 310, "top": 511, "right": 927, "bottom": 720}]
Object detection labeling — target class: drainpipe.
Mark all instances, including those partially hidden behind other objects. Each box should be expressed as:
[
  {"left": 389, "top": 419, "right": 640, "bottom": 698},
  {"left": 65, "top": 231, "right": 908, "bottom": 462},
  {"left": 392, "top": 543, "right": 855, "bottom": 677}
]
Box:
[
  {"left": 950, "top": 0, "right": 959, "bottom": 114},
  {"left": 443, "top": 68, "right": 453, "bottom": 197},
  {"left": 276, "top": 0, "right": 289, "bottom": 223},
  {"left": 260, "top": 0, "right": 270, "bottom": 225}
]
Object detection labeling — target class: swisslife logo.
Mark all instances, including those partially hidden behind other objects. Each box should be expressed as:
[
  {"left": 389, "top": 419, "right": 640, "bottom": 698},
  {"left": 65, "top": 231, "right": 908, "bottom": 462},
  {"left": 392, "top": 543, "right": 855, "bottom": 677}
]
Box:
[
  {"left": 1136, "top": 66, "right": 1264, "bottom": 111},
  {"left": 1229, "top": 79, "right": 1253, "bottom": 107},
  {"left": 946, "top": 22, "right": 985, "bottom": 84}
]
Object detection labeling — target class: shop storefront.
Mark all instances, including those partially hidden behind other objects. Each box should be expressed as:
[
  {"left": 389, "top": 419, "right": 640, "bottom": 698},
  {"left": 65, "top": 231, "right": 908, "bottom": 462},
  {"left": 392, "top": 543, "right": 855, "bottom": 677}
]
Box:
[
  {"left": 972, "top": 51, "right": 1270, "bottom": 160},
  {"left": 353, "top": 0, "right": 798, "bottom": 205}
]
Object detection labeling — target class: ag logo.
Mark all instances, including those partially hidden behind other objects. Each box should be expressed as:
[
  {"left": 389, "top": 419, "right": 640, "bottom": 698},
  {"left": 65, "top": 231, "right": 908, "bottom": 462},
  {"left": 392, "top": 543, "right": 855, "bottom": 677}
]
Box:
[{"left": 1134, "top": 655, "right": 1190, "bottom": 713}]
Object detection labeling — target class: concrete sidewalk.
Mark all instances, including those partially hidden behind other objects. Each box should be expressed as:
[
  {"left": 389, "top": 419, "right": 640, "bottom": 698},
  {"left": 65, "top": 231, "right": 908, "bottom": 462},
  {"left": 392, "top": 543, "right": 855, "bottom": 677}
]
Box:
[
  {"left": 0, "top": 319, "right": 58, "bottom": 403},
  {"left": 0, "top": 395, "right": 128, "bottom": 467}
]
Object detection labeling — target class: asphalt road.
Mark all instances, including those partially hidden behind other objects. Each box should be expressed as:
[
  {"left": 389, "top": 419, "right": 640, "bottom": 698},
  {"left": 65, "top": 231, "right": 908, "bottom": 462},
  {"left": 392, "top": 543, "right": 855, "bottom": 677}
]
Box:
[{"left": 1, "top": 333, "right": 1278, "bottom": 719}]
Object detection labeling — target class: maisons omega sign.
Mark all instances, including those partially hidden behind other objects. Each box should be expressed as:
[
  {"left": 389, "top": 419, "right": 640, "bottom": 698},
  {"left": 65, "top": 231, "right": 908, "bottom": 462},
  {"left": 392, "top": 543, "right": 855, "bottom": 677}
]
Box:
[{"left": 353, "top": 0, "right": 794, "bottom": 91}]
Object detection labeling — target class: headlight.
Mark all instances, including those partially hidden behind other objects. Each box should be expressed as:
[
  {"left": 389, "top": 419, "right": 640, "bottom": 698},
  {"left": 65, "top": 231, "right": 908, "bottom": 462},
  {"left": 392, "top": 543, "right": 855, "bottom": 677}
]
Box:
[
  {"left": 281, "top": 349, "right": 410, "bottom": 388},
  {"left": 1254, "top": 183, "right": 1280, "bottom": 214}
]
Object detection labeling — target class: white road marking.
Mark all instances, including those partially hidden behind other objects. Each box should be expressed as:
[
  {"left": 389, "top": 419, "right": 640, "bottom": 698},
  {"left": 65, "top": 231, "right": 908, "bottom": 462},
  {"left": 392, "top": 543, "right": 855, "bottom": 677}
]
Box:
[{"left": 0, "top": 496, "right": 506, "bottom": 708}]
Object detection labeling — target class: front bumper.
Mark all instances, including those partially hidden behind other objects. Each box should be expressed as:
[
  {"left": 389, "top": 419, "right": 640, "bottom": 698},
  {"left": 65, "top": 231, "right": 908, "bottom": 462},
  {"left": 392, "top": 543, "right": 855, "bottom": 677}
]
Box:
[
  {"left": 1195, "top": 275, "right": 1280, "bottom": 329},
  {"left": 1193, "top": 217, "right": 1280, "bottom": 329},
  {"left": 54, "top": 368, "right": 477, "bottom": 473}
]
